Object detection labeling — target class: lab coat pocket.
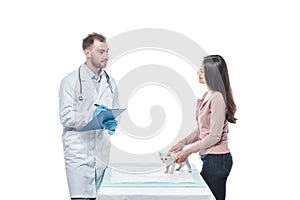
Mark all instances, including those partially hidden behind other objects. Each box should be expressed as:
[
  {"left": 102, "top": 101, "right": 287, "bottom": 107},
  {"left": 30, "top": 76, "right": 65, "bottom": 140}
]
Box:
[{"left": 95, "top": 131, "right": 111, "bottom": 165}]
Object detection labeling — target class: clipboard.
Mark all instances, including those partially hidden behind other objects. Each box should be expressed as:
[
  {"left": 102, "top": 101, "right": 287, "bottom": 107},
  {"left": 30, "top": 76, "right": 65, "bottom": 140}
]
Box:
[{"left": 79, "top": 108, "right": 126, "bottom": 131}]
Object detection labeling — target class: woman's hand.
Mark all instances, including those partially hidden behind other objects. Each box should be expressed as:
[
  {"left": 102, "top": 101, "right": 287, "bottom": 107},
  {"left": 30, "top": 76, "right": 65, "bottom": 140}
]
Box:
[
  {"left": 168, "top": 142, "right": 184, "bottom": 153},
  {"left": 175, "top": 150, "right": 190, "bottom": 163}
]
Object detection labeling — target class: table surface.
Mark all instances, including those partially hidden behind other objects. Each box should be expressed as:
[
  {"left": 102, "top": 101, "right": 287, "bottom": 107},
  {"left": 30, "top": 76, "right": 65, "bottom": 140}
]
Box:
[{"left": 98, "top": 164, "right": 215, "bottom": 200}]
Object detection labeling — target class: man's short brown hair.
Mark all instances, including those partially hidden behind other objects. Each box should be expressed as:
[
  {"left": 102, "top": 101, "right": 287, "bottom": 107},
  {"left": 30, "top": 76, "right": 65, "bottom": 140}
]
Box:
[{"left": 82, "top": 32, "right": 106, "bottom": 50}]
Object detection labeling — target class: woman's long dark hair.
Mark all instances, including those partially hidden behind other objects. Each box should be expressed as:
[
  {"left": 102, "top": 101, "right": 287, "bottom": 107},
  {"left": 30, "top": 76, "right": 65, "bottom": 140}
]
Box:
[{"left": 203, "top": 55, "right": 237, "bottom": 123}]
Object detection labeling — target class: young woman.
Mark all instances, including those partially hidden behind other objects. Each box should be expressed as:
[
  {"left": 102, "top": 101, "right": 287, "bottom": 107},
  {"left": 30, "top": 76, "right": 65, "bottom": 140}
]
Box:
[{"left": 169, "top": 55, "right": 237, "bottom": 200}]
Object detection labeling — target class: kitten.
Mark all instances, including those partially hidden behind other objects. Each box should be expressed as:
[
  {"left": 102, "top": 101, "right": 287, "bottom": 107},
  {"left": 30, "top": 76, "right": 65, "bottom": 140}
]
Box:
[{"left": 159, "top": 152, "right": 191, "bottom": 174}]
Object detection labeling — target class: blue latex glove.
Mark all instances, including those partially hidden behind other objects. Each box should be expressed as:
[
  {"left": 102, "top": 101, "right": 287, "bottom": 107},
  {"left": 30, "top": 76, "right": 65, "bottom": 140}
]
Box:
[
  {"left": 103, "top": 119, "right": 118, "bottom": 132},
  {"left": 93, "top": 105, "right": 108, "bottom": 118}
]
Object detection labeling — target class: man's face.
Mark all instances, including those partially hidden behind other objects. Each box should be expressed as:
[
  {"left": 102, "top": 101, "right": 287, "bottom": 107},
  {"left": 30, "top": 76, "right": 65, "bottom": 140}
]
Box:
[{"left": 86, "top": 40, "right": 109, "bottom": 69}]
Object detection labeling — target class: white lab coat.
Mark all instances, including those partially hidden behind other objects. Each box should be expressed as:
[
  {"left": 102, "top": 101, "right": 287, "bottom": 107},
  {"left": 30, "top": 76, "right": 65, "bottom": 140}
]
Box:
[{"left": 59, "top": 64, "right": 119, "bottom": 198}]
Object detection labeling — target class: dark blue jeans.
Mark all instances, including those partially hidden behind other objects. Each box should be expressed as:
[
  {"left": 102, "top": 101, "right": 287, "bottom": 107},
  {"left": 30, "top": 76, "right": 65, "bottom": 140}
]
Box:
[{"left": 200, "top": 153, "right": 233, "bottom": 200}]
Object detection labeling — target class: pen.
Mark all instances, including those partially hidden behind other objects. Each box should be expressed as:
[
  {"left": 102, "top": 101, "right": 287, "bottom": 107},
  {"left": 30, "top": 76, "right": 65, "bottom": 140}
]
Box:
[{"left": 94, "top": 104, "right": 100, "bottom": 107}]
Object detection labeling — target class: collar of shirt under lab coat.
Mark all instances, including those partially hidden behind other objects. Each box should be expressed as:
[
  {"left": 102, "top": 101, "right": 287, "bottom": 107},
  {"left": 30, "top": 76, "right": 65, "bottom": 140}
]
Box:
[{"left": 82, "top": 63, "right": 105, "bottom": 85}]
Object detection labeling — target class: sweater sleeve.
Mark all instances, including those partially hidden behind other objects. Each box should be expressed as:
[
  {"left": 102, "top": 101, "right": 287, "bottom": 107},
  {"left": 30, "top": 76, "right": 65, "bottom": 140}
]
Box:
[
  {"left": 180, "top": 128, "right": 200, "bottom": 145},
  {"left": 187, "top": 92, "right": 226, "bottom": 155}
]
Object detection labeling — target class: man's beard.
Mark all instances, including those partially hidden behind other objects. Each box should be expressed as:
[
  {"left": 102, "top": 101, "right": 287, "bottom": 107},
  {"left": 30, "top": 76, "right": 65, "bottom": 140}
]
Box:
[{"left": 91, "top": 57, "right": 105, "bottom": 69}]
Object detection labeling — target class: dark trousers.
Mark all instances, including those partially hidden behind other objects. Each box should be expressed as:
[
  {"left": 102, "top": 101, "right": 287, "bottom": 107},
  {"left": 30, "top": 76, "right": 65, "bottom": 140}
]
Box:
[{"left": 200, "top": 153, "right": 233, "bottom": 200}]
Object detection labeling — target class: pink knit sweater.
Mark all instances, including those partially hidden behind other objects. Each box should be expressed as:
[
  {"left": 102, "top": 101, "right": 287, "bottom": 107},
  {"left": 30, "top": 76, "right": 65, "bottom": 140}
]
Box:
[{"left": 182, "top": 91, "right": 230, "bottom": 155}]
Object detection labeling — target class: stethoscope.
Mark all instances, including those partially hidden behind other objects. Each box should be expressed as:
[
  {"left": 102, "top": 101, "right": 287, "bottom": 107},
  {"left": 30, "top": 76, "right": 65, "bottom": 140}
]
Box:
[{"left": 78, "top": 66, "right": 113, "bottom": 101}]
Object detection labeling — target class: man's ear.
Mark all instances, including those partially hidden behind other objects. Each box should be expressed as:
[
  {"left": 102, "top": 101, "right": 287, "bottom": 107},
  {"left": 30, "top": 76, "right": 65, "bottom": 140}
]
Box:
[{"left": 84, "top": 48, "right": 90, "bottom": 58}]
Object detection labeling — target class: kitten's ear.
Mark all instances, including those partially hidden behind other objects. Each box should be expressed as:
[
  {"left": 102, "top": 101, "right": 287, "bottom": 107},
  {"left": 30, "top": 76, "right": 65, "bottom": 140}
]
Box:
[
  {"left": 159, "top": 152, "right": 162, "bottom": 156},
  {"left": 167, "top": 153, "right": 170, "bottom": 156}
]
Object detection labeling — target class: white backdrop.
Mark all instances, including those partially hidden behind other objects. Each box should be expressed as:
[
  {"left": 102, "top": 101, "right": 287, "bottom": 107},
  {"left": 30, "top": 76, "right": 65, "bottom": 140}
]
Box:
[{"left": 0, "top": 0, "right": 299, "bottom": 199}]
